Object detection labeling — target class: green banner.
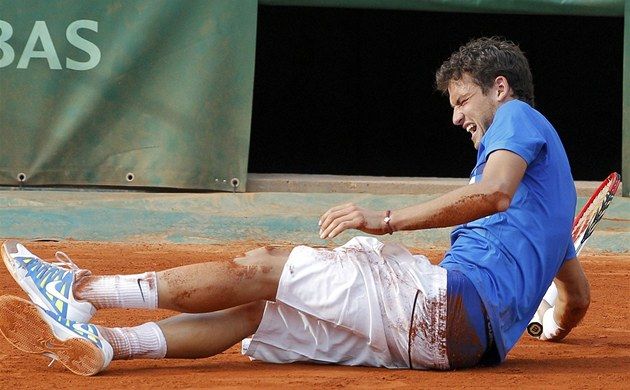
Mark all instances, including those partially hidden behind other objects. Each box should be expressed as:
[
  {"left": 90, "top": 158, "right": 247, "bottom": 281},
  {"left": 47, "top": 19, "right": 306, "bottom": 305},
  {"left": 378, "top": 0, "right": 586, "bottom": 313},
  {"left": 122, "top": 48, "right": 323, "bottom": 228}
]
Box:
[{"left": 0, "top": 0, "right": 257, "bottom": 191}]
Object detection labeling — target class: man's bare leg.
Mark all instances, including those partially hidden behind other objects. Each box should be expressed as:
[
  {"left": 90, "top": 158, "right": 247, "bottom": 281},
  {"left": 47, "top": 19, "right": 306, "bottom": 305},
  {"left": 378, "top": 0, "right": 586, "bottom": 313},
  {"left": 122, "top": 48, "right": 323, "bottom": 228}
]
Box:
[
  {"left": 75, "top": 246, "right": 292, "bottom": 313},
  {"left": 157, "top": 247, "right": 290, "bottom": 313},
  {"left": 97, "top": 300, "right": 266, "bottom": 360},
  {"left": 91, "top": 248, "right": 290, "bottom": 363},
  {"left": 158, "top": 301, "right": 266, "bottom": 358}
]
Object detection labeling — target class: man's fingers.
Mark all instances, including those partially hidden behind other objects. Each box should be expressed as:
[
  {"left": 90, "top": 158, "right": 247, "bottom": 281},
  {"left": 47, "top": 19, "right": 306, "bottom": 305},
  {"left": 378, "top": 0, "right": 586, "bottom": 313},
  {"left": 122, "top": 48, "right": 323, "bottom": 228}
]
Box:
[
  {"left": 320, "top": 213, "right": 354, "bottom": 239},
  {"left": 324, "top": 216, "right": 363, "bottom": 239},
  {"left": 319, "top": 204, "right": 357, "bottom": 233},
  {"left": 320, "top": 212, "right": 361, "bottom": 239},
  {"left": 318, "top": 203, "right": 382, "bottom": 239},
  {"left": 327, "top": 220, "right": 356, "bottom": 239},
  {"left": 319, "top": 203, "right": 355, "bottom": 226}
]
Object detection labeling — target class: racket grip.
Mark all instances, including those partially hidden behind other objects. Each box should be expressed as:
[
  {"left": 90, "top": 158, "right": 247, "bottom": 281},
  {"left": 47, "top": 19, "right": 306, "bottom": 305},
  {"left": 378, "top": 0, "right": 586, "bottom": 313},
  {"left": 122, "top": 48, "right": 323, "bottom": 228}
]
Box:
[
  {"left": 527, "top": 312, "right": 543, "bottom": 337},
  {"left": 527, "top": 298, "right": 552, "bottom": 338}
]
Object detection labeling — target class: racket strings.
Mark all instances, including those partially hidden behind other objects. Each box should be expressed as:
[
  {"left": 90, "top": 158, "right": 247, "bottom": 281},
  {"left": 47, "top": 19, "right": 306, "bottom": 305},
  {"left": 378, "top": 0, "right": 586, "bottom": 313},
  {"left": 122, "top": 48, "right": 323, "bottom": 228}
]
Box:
[
  {"left": 572, "top": 185, "right": 611, "bottom": 241},
  {"left": 572, "top": 173, "right": 620, "bottom": 254}
]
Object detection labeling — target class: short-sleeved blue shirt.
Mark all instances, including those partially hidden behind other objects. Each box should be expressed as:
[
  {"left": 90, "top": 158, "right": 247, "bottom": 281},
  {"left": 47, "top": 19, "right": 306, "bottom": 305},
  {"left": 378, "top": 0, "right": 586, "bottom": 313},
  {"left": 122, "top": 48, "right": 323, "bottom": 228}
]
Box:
[{"left": 440, "top": 99, "right": 576, "bottom": 362}]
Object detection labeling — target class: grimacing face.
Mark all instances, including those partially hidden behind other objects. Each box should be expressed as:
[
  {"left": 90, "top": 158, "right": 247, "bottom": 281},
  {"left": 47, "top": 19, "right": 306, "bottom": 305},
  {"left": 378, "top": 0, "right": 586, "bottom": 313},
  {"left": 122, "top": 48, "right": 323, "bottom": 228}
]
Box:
[{"left": 447, "top": 73, "right": 512, "bottom": 150}]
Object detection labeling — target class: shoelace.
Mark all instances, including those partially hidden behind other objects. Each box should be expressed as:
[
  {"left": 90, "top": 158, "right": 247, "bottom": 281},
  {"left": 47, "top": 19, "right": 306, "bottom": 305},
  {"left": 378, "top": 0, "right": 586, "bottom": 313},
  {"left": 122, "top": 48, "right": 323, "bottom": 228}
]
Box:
[
  {"left": 53, "top": 251, "right": 81, "bottom": 270},
  {"left": 52, "top": 251, "right": 91, "bottom": 279}
]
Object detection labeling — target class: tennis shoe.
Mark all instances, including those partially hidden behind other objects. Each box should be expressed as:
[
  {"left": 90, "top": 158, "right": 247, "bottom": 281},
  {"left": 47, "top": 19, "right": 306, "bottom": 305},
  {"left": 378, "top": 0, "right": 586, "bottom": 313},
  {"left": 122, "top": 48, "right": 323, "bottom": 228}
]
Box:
[
  {"left": 0, "top": 295, "right": 113, "bottom": 376},
  {"left": 1, "top": 240, "right": 95, "bottom": 323}
]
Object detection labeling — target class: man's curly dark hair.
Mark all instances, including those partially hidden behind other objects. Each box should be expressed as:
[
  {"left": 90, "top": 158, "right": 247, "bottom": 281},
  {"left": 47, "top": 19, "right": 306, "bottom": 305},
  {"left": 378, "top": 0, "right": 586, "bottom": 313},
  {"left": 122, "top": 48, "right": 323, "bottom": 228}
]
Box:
[{"left": 435, "top": 37, "right": 535, "bottom": 106}]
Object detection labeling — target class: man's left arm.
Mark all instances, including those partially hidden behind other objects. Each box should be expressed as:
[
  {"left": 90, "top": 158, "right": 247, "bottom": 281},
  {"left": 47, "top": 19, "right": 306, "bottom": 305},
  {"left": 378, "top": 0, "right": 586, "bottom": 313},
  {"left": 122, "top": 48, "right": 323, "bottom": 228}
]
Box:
[
  {"left": 540, "top": 258, "right": 591, "bottom": 341},
  {"left": 318, "top": 150, "right": 527, "bottom": 238}
]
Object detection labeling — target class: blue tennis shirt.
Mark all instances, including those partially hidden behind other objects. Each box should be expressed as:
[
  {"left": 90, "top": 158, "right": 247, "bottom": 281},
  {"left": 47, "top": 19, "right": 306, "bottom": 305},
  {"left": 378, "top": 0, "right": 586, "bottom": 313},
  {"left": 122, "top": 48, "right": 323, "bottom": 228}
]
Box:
[{"left": 440, "top": 99, "right": 577, "bottom": 362}]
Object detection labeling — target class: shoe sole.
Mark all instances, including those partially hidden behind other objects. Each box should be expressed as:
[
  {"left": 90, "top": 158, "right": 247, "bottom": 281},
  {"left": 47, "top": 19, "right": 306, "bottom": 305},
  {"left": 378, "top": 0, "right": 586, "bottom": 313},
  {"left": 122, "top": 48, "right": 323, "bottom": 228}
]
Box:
[{"left": 0, "top": 295, "right": 105, "bottom": 376}]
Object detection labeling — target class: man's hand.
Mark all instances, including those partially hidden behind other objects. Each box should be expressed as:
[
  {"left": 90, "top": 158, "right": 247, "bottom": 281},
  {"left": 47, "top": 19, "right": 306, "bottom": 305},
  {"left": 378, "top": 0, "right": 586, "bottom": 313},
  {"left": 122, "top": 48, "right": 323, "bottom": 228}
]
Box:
[
  {"left": 528, "top": 282, "right": 557, "bottom": 337},
  {"left": 318, "top": 203, "right": 388, "bottom": 239},
  {"left": 539, "top": 258, "right": 590, "bottom": 342}
]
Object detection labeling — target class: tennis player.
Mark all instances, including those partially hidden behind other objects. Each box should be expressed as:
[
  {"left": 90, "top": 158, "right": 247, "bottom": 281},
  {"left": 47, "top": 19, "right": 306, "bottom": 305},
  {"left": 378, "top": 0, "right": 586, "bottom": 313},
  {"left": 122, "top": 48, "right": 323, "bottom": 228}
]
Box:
[{"left": 0, "top": 37, "right": 590, "bottom": 376}]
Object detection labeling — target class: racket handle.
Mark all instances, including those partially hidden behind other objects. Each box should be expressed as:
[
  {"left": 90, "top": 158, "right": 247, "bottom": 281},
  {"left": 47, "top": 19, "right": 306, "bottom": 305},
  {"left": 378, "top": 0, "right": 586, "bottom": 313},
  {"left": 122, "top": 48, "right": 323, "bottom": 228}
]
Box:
[
  {"left": 527, "top": 299, "right": 552, "bottom": 337},
  {"left": 527, "top": 311, "right": 543, "bottom": 337}
]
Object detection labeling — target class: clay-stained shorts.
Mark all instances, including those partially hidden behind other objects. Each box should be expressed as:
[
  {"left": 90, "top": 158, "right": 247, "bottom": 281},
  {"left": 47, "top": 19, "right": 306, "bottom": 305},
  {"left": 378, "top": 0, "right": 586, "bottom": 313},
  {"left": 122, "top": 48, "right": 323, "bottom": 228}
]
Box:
[{"left": 245, "top": 236, "right": 449, "bottom": 370}]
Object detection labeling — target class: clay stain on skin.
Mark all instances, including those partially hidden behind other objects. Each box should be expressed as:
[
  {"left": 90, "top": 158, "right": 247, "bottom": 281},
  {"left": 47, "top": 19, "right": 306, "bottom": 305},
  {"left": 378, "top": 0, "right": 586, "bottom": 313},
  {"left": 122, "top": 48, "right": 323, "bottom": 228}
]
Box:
[
  {"left": 423, "top": 192, "right": 505, "bottom": 228},
  {"left": 163, "top": 245, "right": 292, "bottom": 312},
  {"left": 162, "top": 272, "right": 195, "bottom": 310},
  {"left": 226, "top": 260, "right": 258, "bottom": 280}
]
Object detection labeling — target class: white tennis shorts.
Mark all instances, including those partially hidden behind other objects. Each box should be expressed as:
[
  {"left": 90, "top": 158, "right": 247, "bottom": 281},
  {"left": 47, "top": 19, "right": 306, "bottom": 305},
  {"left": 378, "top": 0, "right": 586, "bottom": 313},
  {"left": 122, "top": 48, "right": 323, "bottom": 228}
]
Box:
[{"left": 245, "top": 236, "right": 449, "bottom": 370}]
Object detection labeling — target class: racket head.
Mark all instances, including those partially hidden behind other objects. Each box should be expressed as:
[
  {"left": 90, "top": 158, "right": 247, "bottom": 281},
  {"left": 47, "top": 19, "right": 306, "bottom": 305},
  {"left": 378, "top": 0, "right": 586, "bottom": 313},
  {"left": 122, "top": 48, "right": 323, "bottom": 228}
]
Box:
[{"left": 572, "top": 172, "right": 621, "bottom": 254}]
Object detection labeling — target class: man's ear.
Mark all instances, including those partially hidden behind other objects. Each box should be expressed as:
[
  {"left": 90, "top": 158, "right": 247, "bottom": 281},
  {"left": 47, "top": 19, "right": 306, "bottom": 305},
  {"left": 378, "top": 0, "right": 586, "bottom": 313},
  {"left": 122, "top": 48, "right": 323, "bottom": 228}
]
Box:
[{"left": 494, "top": 76, "right": 513, "bottom": 102}]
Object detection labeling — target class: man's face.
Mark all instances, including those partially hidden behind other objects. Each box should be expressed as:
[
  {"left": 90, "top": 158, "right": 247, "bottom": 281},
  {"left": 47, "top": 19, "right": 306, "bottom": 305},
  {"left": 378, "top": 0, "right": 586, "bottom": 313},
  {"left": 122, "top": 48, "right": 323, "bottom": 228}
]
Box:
[{"left": 447, "top": 73, "right": 503, "bottom": 150}]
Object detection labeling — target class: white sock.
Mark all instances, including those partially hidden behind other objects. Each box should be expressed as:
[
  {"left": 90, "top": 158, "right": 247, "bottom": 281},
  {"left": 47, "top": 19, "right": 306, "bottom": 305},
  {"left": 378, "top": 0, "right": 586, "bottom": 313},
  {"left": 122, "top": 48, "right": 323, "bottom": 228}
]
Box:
[
  {"left": 100, "top": 322, "right": 168, "bottom": 360},
  {"left": 75, "top": 272, "right": 158, "bottom": 310}
]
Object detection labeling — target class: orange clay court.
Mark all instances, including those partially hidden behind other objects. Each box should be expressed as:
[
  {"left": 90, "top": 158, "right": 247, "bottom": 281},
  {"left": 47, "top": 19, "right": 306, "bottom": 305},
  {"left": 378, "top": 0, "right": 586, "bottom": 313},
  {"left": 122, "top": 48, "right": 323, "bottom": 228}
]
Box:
[{"left": 0, "top": 241, "right": 627, "bottom": 388}]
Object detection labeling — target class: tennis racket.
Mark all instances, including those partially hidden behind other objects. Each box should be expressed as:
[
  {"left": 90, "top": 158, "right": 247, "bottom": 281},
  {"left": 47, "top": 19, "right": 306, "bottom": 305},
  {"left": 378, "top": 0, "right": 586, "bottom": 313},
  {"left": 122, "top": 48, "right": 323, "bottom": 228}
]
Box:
[
  {"left": 527, "top": 172, "right": 621, "bottom": 337},
  {"left": 572, "top": 172, "right": 621, "bottom": 255}
]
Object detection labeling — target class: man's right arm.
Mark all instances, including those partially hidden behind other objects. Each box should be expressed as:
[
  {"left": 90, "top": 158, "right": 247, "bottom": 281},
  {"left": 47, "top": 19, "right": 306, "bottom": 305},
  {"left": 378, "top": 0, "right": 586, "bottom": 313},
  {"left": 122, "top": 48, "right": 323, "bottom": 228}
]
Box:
[
  {"left": 542, "top": 258, "right": 591, "bottom": 341},
  {"left": 318, "top": 149, "right": 527, "bottom": 239}
]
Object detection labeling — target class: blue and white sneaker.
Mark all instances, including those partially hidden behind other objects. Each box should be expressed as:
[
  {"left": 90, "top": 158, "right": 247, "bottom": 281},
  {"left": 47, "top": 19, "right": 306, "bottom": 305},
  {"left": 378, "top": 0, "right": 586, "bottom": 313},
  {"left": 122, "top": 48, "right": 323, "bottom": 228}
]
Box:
[
  {"left": 0, "top": 295, "right": 113, "bottom": 376},
  {"left": 1, "top": 240, "right": 95, "bottom": 323}
]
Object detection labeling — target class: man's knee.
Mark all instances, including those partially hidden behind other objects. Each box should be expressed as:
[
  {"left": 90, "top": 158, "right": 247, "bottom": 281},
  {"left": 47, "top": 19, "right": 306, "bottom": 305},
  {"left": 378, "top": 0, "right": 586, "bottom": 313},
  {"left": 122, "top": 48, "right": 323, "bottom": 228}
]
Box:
[
  {"left": 236, "top": 246, "right": 288, "bottom": 263},
  {"left": 243, "top": 300, "right": 266, "bottom": 328},
  {"left": 233, "top": 246, "right": 289, "bottom": 286},
  {"left": 243, "top": 246, "right": 292, "bottom": 259}
]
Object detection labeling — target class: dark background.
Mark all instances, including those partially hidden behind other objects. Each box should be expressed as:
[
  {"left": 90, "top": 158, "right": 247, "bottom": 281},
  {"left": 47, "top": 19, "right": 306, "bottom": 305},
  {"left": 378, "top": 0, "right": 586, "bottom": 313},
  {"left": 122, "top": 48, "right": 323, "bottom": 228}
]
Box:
[{"left": 249, "top": 6, "right": 623, "bottom": 180}]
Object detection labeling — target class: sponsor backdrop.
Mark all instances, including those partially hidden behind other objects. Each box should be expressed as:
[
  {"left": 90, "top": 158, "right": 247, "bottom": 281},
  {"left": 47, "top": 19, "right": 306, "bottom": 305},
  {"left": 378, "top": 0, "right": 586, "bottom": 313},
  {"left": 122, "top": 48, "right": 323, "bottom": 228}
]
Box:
[{"left": 0, "top": 0, "right": 257, "bottom": 191}]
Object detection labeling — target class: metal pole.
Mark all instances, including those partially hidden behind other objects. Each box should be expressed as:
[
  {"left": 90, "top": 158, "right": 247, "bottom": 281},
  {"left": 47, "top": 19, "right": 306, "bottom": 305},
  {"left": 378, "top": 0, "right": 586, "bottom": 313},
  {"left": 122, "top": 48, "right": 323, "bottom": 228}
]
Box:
[{"left": 623, "top": 0, "right": 630, "bottom": 196}]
